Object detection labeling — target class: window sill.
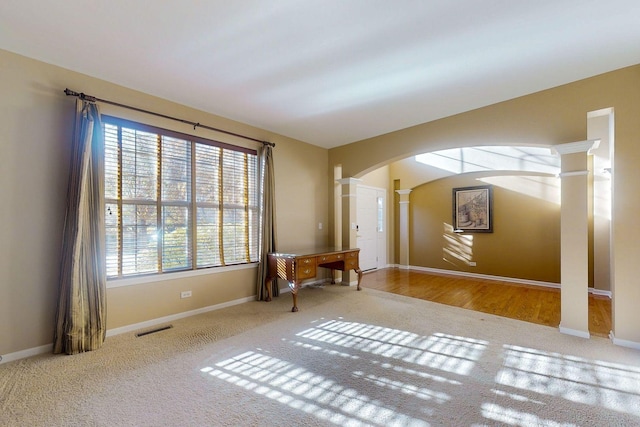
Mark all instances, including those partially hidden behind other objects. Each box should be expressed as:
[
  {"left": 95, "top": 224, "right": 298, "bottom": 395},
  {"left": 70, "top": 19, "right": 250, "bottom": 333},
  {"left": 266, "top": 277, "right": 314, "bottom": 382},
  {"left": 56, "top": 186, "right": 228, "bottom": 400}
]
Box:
[{"left": 106, "top": 263, "right": 257, "bottom": 289}]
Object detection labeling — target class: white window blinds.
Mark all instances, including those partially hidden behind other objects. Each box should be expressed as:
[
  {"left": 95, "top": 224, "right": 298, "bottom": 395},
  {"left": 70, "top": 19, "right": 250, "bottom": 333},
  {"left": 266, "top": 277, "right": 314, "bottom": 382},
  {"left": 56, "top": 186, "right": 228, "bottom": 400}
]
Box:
[{"left": 103, "top": 116, "right": 258, "bottom": 279}]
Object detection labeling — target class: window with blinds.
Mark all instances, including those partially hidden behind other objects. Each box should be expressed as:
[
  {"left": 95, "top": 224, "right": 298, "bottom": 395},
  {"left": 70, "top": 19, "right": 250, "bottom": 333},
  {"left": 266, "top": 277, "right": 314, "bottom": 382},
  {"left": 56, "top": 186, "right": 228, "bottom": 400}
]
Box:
[{"left": 103, "top": 116, "right": 258, "bottom": 279}]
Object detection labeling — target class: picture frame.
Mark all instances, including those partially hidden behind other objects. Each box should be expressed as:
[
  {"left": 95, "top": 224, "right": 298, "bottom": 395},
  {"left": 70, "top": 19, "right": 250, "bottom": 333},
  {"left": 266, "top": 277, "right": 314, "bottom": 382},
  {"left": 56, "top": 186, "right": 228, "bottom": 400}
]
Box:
[{"left": 452, "top": 185, "right": 493, "bottom": 233}]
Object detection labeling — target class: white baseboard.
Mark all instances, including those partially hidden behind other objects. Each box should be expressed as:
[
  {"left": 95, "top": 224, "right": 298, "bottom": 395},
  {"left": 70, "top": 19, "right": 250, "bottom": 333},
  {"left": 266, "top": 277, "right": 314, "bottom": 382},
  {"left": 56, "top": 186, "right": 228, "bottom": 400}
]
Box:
[
  {"left": 0, "top": 294, "right": 257, "bottom": 365},
  {"left": 609, "top": 332, "right": 640, "bottom": 350},
  {"left": 409, "top": 265, "right": 561, "bottom": 289},
  {"left": 112, "top": 277, "right": 338, "bottom": 339},
  {"left": 559, "top": 325, "right": 591, "bottom": 339},
  {"left": 106, "top": 295, "right": 256, "bottom": 337},
  {"left": 589, "top": 288, "right": 613, "bottom": 298},
  {"left": 389, "top": 265, "right": 612, "bottom": 298},
  {"left": 0, "top": 343, "right": 53, "bottom": 365}
]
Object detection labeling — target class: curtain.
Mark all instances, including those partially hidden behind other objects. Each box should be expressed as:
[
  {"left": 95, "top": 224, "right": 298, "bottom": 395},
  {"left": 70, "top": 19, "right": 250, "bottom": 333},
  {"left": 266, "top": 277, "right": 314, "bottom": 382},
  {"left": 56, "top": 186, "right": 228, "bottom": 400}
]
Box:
[
  {"left": 53, "top": 99, "right": 107, "bottom": 355},
  {"left": 256, "top": 144, "right": 278, "bottom": 300}
]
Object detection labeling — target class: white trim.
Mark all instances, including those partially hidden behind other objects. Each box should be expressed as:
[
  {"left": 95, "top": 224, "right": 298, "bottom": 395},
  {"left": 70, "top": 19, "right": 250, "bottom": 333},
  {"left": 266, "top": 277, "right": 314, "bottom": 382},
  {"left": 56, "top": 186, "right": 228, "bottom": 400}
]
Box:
[
  {"left": 0, "top": 293, "right": 259, "bottom": 365},
  {"left": 105, "top": 295, "right": 256, "bottom": 337},
  {"left": 390, "top": 265, "right": 612, "bottom": 297},
  {"left": 0, "top": 344, "right": 53, "bottom": 365},
  {"left": 395, "top": 189, "right": 412, "bottom": 195},
  {"left": 399, "top": 200, "right": 410, "bottom": 205},
  {"left": 558, "top": 170, "right": 589, "bottom": 178},
  {"left": 587, "top": 107, "right": 614, "bottom": 118},
  {"left": 107, "top": 262, "right": 256, "bottom": 289},
  {"left": 336, "top": 177, "right": 362, "bottom": 185},
  {"left": 609, "top": 332, "right": 640, "bottom": 350},
  {"left": 363, "top": 265, "right": 395, "bottom": 273},
  {"left": 590, "top": 288, "right": 612, "bottom": 298},
  {"left": 551, "top": 139, "right": 600, "bottom": 155},
  {"left": 411, "top": 266, "right": 561, "bottom": 289},
  {"left": 112, "top": 276, "right": 343, "bottom": 336},
  {"left": 559, "top": 326, "right": 591, "bottom": 339}
]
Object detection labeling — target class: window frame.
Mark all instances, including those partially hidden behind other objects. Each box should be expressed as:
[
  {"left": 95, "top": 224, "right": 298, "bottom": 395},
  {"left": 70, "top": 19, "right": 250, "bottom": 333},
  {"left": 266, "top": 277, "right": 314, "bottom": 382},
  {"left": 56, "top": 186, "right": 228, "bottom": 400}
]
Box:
[{"left": 102, "top": 115, "right": 259, "bottom": 285}]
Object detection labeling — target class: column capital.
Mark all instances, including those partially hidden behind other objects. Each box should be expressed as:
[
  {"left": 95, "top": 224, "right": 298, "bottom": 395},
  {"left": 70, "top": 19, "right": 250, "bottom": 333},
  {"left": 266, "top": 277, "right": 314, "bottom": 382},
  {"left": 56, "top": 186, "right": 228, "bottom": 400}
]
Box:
[
  {"left": 551, "top": 139, "right": 600, "bottom": 156},
  {"left": 336, "top": 177, "right": 362, "bottom": 185},
  {"left": 396, "top": 189, "right": 412, "bottom": 203}
]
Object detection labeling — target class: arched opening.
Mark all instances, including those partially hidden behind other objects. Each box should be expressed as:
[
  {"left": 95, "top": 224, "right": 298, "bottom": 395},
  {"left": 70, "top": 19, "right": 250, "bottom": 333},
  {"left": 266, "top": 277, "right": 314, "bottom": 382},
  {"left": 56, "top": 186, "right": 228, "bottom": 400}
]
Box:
[{"left": 352, "top": 137, "right": 612, "bottom": 337}]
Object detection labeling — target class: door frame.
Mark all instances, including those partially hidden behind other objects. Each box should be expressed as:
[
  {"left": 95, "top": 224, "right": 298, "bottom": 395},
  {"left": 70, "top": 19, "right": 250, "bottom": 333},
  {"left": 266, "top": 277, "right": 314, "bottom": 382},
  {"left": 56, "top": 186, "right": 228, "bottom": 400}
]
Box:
[{"left": 356, "top": 184, "right": 387, "bottom": 271}]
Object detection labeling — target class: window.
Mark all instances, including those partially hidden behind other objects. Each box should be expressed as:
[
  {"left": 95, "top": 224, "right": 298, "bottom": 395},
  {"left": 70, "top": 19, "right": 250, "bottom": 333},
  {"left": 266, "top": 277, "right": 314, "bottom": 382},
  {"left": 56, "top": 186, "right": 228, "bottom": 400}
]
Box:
[
  {"left": 103, "top": 116, "right": 258, "bottom": 279},
  {"left": 377, "top": 196, "right": 384, "bottom": 232}
]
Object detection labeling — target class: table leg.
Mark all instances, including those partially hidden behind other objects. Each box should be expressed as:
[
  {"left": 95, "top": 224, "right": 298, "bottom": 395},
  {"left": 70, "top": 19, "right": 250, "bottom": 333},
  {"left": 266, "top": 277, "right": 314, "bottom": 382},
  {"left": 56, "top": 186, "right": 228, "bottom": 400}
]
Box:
[
  {"left": 330, "top": 269, "right": 336, "bottom": 284},
  {"left": 264, "top": 276, "right": 274, "bottom": 302},
  {"left": 289, "top": 281, "right": 299, "bottom": 312},
  {"left": 354, "top": 268, "right": 363, "bottom": 291}
]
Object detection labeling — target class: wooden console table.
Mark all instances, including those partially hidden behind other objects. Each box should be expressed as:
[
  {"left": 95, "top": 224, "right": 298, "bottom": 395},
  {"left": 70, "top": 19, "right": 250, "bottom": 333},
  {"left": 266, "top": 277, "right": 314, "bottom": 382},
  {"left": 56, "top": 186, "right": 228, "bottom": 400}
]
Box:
[{"left": 264, "top": 247, "right": 362, "bottom": 312}]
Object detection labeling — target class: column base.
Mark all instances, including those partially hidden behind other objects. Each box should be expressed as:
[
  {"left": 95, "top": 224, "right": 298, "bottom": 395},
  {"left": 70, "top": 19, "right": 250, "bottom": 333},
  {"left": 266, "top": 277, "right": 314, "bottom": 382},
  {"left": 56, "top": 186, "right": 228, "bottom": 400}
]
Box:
[{"left": 559, "top": 325, "right": 590, "bottom": 339}]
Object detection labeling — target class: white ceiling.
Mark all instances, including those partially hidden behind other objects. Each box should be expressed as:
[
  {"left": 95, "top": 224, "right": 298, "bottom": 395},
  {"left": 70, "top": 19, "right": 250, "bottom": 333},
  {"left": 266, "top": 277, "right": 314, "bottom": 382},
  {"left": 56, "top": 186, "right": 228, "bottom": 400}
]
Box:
[{"left": 2, "top": 1, "right": 640, "bottom": 149}]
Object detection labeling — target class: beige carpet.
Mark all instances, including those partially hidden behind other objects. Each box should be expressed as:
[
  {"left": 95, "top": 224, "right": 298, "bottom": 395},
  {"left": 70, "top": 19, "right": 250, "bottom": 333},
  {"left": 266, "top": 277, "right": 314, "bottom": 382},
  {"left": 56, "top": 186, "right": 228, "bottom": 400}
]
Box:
[{"left": 1, "top": 285, "right": 639, "bottom": 426}]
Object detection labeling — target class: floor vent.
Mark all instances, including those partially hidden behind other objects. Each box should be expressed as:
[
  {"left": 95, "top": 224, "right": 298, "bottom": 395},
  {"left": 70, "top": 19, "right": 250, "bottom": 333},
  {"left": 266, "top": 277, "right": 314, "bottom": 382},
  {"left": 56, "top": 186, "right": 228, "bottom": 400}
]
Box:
[{"left": 136, "top": 325, "right": 173, "bottom": 337}]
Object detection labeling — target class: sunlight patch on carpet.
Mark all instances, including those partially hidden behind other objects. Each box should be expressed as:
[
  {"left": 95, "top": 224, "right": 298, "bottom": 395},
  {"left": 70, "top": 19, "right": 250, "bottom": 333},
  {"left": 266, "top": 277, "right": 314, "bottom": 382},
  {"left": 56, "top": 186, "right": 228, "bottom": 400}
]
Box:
[
  {"left": 482, "top": 402, "right": 576, "bottom": 427},
  {"left": 295, "top": 320, "right": 487, "bottom": 375},
  {"left": 352, "top": 371, "right": 450, "bottom": 404},
  {"left": 495, "top": 344, "right": 640, "bottom": 417},
  {"left": 198, "top": 319, "right": 491, "bottom": 426},
  {"left": 201, "top": 350, "right": 431, "bottom": 427}
]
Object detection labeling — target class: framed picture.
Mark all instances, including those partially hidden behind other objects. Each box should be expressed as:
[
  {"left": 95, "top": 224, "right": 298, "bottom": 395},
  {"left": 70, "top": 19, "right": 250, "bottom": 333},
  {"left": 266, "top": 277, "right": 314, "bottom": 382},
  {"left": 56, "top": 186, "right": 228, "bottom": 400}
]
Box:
[{"left": 452, "top": 185, "right": 493, "bottom": 233}]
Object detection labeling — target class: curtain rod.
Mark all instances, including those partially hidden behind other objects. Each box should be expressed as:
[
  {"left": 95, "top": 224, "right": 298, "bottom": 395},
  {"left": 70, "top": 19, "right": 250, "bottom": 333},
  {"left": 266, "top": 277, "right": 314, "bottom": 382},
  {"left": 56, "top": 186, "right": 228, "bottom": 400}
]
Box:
[{"left": 63, "top": 88, "right": 275, "bottom": 147}]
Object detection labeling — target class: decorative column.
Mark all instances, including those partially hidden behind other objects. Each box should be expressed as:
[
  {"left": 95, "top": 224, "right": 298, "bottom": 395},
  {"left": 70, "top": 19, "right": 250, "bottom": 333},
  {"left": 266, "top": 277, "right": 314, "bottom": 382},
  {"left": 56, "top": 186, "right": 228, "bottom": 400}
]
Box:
[
  {"left": 337, "top": 177, "right": 361, "bottom": 285},
  {"left": 396, "top": 189, "right": 412, "bottom": 269},
  {"left": 552, "top": 139, "right": 599, "bottom": 338}
]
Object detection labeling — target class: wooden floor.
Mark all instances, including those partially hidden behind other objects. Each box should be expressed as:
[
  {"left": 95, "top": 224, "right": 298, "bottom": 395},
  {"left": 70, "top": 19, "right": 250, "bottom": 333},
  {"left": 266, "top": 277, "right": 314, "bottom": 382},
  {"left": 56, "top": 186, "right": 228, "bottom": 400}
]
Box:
[{"left": 362, "top": 268, "right": 612, "bottom": 338}]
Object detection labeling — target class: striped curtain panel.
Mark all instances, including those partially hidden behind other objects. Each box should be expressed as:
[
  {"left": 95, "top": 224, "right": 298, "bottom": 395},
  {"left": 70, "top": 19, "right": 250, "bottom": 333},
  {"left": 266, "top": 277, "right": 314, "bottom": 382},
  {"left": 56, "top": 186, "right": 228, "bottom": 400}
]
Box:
[
  {"left": 256, "top": 144, "right": 278, "bottom": 300},
  {"left": 53, "top": 99, "right": 107, "bottom": 355}
]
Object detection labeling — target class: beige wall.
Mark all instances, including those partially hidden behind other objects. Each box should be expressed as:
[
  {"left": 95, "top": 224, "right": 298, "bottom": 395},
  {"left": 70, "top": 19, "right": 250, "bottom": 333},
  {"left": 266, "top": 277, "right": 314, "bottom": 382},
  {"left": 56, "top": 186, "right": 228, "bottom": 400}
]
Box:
[
  {"left": 359, "top": 164, "right": 390, "bottom": 189},
  {"left": 0, "top": 49, "right": 329, "bottom": 356},
  {"left": 329, "top": 65, "right": 640, "bottom": 345},
  {"left": 2, "top": 47, "right": 639, "bottom": 356},
  {"left": 409, "top": 174, "right": 561, "bottom": 283}
]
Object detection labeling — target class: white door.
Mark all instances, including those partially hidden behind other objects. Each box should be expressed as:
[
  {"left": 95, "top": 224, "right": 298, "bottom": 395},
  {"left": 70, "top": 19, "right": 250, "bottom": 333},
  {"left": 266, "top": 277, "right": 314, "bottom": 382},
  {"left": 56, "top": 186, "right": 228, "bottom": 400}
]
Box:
[{"left": 357, "top": 186, "right": 386, "bottom": 271}]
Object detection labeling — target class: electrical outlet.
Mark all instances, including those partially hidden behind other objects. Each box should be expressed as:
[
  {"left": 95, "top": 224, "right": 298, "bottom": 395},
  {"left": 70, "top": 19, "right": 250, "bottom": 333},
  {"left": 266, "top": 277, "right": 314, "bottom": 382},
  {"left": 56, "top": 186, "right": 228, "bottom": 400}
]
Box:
[
  {"left": 469, "top": 262, "right": 477, "bottom": 267},
  {"left": 318, "top": 222, "right": 323, "bottom": 230},
  {"left": 181, "top": 290, "right": 192, "bottom": 298}
]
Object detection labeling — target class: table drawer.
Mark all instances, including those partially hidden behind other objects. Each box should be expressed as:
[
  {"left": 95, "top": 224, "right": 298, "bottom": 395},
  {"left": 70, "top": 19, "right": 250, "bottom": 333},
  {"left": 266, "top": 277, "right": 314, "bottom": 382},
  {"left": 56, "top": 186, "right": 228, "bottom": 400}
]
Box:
[
  {"left": 296, "top": 257, "right": 317, "bottom": 279},
  {"left": 317, "top": 253, "right": 344, "bottom": 263},
  {"left": 345, "top": 251, "right": 359, "bottom": 269}
]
